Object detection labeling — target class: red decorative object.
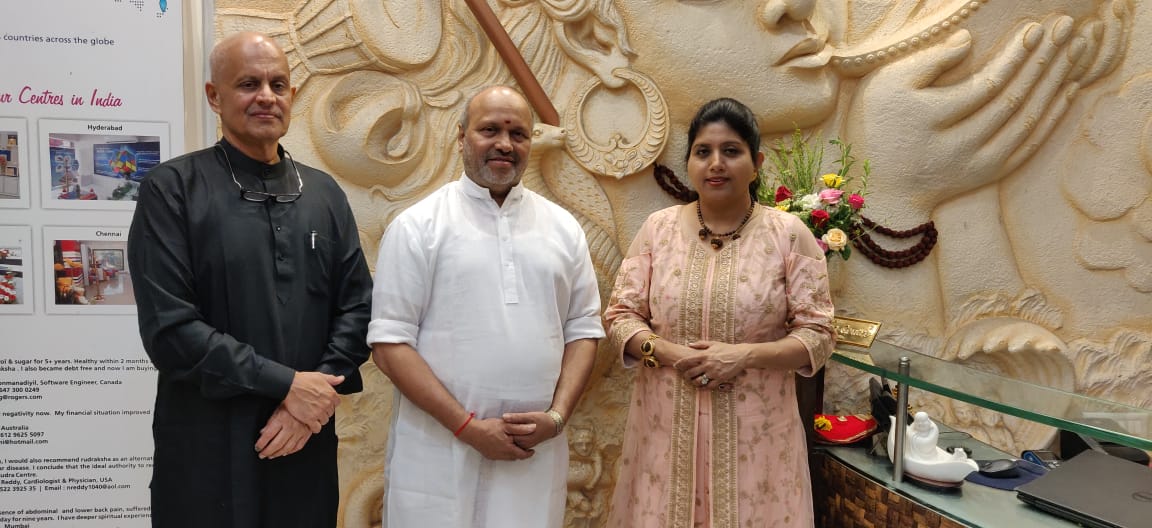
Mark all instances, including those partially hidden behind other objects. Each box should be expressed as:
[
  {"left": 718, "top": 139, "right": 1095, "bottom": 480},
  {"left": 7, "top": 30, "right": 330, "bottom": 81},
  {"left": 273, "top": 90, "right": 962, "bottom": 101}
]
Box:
[
  {"left": 852, "top": 216, "right": 938, "bottom": 268},
  {"left": 814, "top": 413, "right": 878, "bottom": 445}
]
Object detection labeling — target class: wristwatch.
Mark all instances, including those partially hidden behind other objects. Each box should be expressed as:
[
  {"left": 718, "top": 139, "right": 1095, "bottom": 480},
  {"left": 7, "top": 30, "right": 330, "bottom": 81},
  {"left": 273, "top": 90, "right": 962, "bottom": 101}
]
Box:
[{"left": 640, "top": 333, "right": 661, "bottom": 368}]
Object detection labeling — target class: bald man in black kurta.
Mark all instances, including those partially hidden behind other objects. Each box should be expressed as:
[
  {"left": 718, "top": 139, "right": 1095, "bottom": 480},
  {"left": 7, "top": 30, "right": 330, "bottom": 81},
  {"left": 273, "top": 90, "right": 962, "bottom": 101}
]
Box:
[{"left": 128, "top": 32, "right": 371, "bottom": 527}]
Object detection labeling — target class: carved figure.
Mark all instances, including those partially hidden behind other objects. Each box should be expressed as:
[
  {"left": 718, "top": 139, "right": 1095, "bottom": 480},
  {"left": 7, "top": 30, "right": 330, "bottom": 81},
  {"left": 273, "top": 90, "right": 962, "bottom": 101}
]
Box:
[
  {"left": 211, "top": 0, "right": 1150, "bottom": 524},
  {"left": 888, "top": 411, "right": 979, "bottom": 484},
  {"left": 566, "top": 428, "right": 605, "bottom": 527}
]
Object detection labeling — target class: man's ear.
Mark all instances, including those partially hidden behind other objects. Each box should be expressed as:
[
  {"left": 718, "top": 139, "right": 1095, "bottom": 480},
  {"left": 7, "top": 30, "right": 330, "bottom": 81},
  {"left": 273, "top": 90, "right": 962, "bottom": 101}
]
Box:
[{"left": 205, "top": 82, "right": 221, "bottom": 114}]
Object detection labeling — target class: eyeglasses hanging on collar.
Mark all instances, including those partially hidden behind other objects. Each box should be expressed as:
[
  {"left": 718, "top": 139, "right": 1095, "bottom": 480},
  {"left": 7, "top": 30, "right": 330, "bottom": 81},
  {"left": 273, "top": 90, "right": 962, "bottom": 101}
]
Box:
[{"left": 215, "top": 143, "right": 304, "bottom": 203}]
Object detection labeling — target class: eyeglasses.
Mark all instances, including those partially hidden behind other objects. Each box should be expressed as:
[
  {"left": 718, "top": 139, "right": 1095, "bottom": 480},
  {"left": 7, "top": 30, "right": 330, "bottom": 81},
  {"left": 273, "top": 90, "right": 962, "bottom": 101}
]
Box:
[{"left": 216, "top": 143, "right": 304, "bottom": 203}]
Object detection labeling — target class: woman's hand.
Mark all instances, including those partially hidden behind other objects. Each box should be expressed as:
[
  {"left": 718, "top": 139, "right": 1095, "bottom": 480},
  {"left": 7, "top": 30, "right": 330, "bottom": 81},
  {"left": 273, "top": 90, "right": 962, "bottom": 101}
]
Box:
[
  {"left": 673, "top": 341, "right": 751, "bottom": 387},
  {"left": 642, "top": 339, "right": 697, "bottom": 368}
]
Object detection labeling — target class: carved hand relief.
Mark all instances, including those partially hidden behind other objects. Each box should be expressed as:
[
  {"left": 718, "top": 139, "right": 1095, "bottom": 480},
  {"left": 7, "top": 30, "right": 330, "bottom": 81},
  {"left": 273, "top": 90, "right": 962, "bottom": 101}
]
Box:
[
  {"left": 1060, "top": 74, "right": 1152, "bottom": 293},
  {"left": 212, "top": 1, "right": 1148, "bottom": 525}
]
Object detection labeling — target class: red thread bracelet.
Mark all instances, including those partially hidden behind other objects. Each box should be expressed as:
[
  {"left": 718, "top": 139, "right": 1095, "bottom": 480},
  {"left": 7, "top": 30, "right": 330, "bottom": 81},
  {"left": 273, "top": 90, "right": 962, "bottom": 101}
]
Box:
[{"left": 454, "top": 411, "right": 476, "bottom": 437}]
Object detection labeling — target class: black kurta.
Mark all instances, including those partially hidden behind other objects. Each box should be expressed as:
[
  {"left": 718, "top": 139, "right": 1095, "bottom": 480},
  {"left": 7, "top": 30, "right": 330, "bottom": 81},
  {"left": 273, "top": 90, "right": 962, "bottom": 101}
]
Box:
[{"left": 128, "top": 139, "right": 372, "bottom": 527}]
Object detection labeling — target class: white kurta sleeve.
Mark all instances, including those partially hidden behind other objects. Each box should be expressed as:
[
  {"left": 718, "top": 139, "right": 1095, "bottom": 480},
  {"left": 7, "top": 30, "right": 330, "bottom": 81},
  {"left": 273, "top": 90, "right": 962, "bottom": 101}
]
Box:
[
  {"left": 368, "top": 214, "right": 431, "bottom": 346},
  {"left": 561, "top": 220, "right": 606, "bottom": 343}
]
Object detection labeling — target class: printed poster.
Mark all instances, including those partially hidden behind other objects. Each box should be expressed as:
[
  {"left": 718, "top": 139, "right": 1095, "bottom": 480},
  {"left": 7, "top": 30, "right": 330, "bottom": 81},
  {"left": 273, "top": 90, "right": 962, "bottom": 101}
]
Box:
[{"left": 0, "top": 1, "right": 184, "bottom": 526}]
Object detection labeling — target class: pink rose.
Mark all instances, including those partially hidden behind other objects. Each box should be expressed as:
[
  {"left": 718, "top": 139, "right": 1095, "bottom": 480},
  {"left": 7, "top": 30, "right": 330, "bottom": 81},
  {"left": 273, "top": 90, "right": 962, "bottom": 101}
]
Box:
[
  {"left": 818, "top": 188, "right": 844, "bottom": 205},
  {"left": 775, "top": 185, "right": 793, "bottom": 203},
  {"left": 848, "top": 193, "right": 865, "bottom": 210},
  {"left": 815, "top": 239, "right": 828, "bottom": 252},
  {"left": 810, "top": 209, "right": 830, "bottom": 228}
]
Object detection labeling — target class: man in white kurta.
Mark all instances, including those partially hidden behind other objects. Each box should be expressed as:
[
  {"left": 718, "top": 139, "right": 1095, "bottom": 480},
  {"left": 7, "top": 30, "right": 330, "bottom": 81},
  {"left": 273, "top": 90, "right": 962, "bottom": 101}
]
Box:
[{"left": 368, "top": 86, "right": 603, "bottom": 528}]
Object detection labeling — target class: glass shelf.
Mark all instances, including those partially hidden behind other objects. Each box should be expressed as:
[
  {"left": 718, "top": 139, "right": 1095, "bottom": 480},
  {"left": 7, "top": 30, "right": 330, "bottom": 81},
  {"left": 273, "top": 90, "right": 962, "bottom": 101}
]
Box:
[
  {"left": 832, "top": 339, "right": 1152, "bottom": 450},
  {"left": 820, "top": 431, "right": 1084, "bottom": 528}
]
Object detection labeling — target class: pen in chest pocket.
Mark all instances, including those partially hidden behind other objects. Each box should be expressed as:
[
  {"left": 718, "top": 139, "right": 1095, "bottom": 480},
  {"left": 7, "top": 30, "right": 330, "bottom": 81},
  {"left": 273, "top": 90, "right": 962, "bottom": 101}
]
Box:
[{"left": 310, "top": 230, "right": 316, "bottom": 250}]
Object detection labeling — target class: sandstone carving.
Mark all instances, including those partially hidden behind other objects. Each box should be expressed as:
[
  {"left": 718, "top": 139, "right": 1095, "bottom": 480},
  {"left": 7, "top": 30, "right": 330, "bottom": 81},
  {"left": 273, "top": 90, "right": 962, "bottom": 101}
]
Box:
[{"left": 212, "top": 1, "right": 1150, "bottom": 525}]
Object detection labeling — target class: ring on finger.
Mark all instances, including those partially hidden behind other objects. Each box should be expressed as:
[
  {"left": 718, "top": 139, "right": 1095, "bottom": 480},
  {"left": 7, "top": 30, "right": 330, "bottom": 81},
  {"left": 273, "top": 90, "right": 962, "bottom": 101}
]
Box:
[{"left": 698, "top": 374, "right": 711, "bottom": 386}]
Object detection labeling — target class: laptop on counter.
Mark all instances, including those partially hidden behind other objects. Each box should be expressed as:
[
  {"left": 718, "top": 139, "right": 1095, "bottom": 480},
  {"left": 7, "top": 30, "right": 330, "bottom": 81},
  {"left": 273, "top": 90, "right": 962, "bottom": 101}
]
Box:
[{"left": 1016, "top": 449, "right": 1152, "bottom": 528}]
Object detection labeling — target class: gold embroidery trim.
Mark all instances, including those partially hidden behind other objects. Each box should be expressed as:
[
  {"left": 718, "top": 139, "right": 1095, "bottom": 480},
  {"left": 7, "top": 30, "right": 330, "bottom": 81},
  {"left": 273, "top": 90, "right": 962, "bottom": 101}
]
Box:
[
  {"left": 667, "top": 377, "right": 696, "bottom": 525},
  {"left": 709, "top": 241, "right": 739, "bottom": 527},
  {"left": 608, "top": 319, "right": 649, "bottom": 360},
  {"left": 665, "top": 241, "right": 708, "bottom": 525},
  {"left": 711, "top": 389, "right": 739, "bottom": 528}
]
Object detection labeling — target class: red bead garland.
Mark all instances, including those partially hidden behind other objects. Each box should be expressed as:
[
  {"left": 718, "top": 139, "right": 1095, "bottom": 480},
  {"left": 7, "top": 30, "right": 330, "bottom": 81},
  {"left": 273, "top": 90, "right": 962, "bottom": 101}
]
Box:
[
  {"left": 852, "top": 216, "right": 938, "bottom": 268},
  {"left": 654, "top": 164, "right": 698, "bottom": 203}
]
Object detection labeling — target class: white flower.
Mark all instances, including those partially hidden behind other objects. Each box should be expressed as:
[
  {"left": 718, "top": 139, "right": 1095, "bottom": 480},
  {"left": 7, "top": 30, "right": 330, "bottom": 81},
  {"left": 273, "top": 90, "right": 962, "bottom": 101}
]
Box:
[{"left": 798, "top": 193, "right": 822, "bottom": 211}]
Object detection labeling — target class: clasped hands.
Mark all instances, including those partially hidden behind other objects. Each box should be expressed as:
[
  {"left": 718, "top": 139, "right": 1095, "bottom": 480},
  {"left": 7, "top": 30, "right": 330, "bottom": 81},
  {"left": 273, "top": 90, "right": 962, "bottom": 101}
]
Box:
[
  {"left": 254, "top": 371, "right": 344, "bottom": 459},
  {"left": 458, "top": 411, "right": 560, "bottom": 461},
  {"left": 668, "top": 340, "right": 750, "bottom": 389}
]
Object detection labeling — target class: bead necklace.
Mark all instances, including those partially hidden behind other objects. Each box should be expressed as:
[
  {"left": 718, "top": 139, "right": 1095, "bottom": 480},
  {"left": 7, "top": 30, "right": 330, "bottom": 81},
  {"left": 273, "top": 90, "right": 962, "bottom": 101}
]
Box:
[
  {"left": 852, "top": 216, "right": 938, "bottom": 268},
  {"left": 697, "top": 201, "right": 756, "bottom": 250}
]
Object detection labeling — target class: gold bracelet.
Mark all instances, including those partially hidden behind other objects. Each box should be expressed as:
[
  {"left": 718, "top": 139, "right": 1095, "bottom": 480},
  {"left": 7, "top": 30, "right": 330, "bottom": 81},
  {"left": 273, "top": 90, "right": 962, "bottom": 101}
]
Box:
[
  {"left": 640, "top": 333, "right": 661, "bottom": 368},
  {"left": 545, "top": 408, "right": 565, "bottom": 435}
]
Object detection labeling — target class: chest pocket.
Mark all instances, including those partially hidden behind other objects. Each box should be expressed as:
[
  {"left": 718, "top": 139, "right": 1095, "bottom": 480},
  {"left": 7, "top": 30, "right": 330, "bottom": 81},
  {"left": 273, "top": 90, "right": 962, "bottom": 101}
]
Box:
[{"left": 305, "top": 229, "right": 334, "bottom": 299}]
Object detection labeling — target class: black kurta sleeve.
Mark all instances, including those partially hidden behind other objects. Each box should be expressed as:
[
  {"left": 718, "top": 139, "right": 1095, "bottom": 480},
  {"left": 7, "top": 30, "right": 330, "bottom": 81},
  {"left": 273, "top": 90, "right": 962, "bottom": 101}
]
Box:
[
  {"left": 313, "top": 193, "right": 372, "bottom": 394},
  {"left": 129, "top": 164, "right": 296, "bottom": 401}
]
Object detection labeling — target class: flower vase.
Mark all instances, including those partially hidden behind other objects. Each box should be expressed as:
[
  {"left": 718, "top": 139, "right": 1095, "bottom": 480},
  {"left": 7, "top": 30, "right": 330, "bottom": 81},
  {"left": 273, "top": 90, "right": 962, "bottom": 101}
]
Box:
[{"left": 826, "top": 257, "right": 846, "bottom": 296}]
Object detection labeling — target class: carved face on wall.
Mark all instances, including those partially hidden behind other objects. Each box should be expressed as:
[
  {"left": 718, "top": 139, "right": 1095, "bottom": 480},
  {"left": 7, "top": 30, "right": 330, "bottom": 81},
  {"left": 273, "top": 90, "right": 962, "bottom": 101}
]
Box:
[
  {"left": 614, "top": 0, "right": 840, "bottom": 134},
  {"left": 571, "top": 428, "right": 595, "bottom": 457}
]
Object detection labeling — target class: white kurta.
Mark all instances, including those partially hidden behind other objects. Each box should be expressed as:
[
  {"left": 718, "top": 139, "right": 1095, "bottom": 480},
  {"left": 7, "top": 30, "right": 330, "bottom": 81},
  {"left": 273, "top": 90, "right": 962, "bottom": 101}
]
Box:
[{"left": 368, "top": 176, "right": 605, "bottom": 528}]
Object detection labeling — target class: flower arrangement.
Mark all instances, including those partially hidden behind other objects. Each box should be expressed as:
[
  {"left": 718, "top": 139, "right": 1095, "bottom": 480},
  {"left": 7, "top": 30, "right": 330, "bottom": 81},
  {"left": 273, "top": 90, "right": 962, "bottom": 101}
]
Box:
[{"left": 756, "top": 129, "right": 869, "bottom": 260}]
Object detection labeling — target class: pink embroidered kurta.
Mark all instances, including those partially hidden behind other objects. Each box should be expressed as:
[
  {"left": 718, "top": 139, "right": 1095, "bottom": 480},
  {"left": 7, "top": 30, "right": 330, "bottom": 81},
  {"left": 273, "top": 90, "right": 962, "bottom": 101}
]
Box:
[{"left": 604, "top": 204, "right": 835, "bottom": 528}]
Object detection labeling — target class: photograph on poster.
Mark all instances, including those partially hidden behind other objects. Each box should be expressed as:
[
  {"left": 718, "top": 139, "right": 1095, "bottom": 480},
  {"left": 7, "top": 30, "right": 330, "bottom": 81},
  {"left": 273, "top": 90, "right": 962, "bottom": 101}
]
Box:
[
  {"left": 44, "top": 227, "right": 134, "bottom": 315},
  {"left": 0, "top": 225, "right": 33, "bottom": 314},
  {"left": 0, "top": 117, "right": 32, "bottom": 209},
  {"left": 39, "top": 119, "right": 169, "bottom": 211}
]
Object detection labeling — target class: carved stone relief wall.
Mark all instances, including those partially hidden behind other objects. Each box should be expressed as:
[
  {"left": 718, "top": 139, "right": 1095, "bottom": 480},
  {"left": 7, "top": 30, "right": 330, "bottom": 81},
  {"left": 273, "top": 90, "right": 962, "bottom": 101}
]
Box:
[{"left": 213, "top": 1, "right": 1150, "bottom": 527}]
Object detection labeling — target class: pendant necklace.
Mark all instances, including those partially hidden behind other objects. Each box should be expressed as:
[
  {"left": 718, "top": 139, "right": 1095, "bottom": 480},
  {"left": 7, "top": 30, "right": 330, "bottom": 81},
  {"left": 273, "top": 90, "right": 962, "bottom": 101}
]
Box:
[{"left": 697, "top": 201, "right": 755, "bottom": 250}]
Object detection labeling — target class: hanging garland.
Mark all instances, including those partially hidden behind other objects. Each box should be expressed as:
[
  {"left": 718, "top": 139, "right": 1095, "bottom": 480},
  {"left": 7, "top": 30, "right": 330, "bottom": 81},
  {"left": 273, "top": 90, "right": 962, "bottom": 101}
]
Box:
[
  {"left": 654, "top": 164, "right": 939, "bottom": 267},
  {"left": 852, "top": 216, "right": 937, "bottom": 268}
]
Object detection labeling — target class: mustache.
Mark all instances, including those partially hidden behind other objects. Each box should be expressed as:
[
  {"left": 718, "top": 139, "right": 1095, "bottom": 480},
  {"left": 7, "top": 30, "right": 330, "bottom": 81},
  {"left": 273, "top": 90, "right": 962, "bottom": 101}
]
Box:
[
  {"left": 486, "top": 152, "right": 520, "bottom": 163},
  {"left": 246, "top": 108, "right": 283, "bottom": 118}
]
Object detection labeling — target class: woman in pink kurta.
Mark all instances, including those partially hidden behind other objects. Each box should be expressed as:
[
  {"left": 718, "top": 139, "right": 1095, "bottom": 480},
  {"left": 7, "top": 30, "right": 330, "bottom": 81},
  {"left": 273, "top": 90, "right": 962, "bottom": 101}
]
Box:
[{"left": 604, "top": 98, "right": 835, "bottom": 528}]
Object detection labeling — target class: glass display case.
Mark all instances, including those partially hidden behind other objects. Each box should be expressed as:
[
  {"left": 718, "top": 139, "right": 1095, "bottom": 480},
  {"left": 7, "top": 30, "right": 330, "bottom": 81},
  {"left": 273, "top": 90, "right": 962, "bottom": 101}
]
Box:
[
  {"left": 815, "top": 339, "right": 1151, "bottom": 527},
  {"left": 833, "top": 339, "right": 1152, "bottom": 449}
]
